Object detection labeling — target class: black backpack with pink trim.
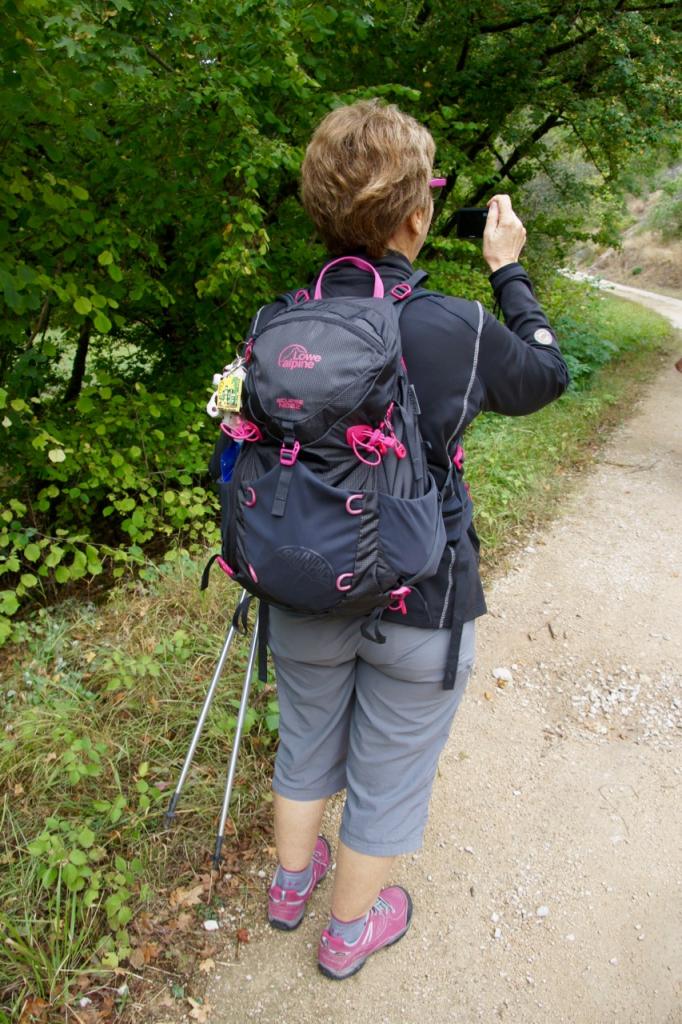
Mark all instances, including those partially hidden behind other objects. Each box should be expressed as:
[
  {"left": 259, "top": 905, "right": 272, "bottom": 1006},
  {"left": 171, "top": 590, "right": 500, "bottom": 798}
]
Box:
[{"left": 206, "top": 256, "right": 446, "bottom": 636}]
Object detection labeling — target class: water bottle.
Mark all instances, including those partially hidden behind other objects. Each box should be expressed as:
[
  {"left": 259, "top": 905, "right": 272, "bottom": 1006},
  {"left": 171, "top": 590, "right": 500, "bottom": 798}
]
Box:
[{"left": 220, "top": 439, "right": 242, "bottom": 482}]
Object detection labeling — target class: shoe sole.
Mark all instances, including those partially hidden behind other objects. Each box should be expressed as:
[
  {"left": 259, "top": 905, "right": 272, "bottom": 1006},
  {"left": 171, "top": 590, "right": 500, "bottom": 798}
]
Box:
[
  {"left": 268, "top": 837, "right": 332, "bottom": 932},
  {"left": 318, "top": 890, "right": 413, "bottom": 981}
]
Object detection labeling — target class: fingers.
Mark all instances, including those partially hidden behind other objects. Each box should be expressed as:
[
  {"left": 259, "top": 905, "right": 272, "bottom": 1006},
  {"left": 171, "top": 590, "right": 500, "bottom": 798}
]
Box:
[
  {"left": 487, "top": 193, "right": 514, "bottom": 221},
  {"left": 482, "top": 194, "right": 527, "bottom": 273}
]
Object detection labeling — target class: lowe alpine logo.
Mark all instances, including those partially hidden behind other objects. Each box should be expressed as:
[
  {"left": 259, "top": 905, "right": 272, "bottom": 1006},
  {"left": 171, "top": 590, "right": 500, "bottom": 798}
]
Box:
[{"left": 277, "top": 344, "right": 322, "bottom": 370}]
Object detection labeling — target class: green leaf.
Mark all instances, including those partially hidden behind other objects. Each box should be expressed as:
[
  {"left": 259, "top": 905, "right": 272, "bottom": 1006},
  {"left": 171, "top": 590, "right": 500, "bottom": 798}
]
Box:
[
  {"left": 108, "top": 264, "right": 123, "bottom": 282},
  {"left": 74, "top": 296, "right": 92, "bottom": 315},
  {"left": 94, "top": 312, "right": 112, "bottom": 333},
  {"left": 78, "top": 826, "right": 96, "bottom": 848},
  {"left": 71, "top": 184, "right": 90, "bottom": 200},
  {"left": 24, "top": 543, "right": 41, "bottom": 561},
  {"left": 69, "top": 848, "right": 87, "bottom": 866},
  {"left": 0, "top": 591, "right": 20, "bottom": 616},
  {"left": 45, "top": 546, "right": 64, "bottom": 567},
  {"left": 97, "top": 250, "right": 114, "bottom": 266},
  {"left": 48, "top": 448, "right": 66, "bottom": 463},
  {"left": 20, "top": 573, "right": 38, "bottom": 588}
]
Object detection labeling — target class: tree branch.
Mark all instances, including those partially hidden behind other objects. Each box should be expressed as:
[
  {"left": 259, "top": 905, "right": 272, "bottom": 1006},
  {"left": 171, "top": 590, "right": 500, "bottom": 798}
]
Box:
[
  {"left": 132, "top": 37, "right": 176, "bottom": 74},
  {"left": 27, "top": 295, "right": 50, "bottom": 349},
  {"left": 478, "top": 13, "right": 553, "bottom": 33},
  {"left": 456, "top": 38, "right": 469, "bottom": 72},
  {"left": 439, "top": 112, "right": 562, "bottom": 236},
  {"left": 542, "top": 26, "right": 598, "bottom": 58}
]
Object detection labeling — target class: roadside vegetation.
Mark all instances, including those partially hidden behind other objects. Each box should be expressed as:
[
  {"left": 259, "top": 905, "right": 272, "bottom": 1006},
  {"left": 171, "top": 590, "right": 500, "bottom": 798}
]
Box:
[{"left": 1, "top": 285, "right": 675, "bottom": 1022}]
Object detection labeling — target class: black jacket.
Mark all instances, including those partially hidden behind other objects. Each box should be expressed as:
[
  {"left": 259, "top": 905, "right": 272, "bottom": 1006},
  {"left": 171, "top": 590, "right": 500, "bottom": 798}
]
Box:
[{"left": 256, "top": 252, "right": 569, "bottom": 631}]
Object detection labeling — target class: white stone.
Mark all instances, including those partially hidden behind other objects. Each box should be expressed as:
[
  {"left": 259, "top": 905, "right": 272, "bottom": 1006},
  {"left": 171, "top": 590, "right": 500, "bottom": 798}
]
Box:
[
  {"left": 536, "top": 906, "right": 550, "bottom": 918},
  {"left": 203, "top": 920, "right": 220, "bottom": 931},
  {"left": 493, "top": 667, "right": 513, "bottom": 683}
]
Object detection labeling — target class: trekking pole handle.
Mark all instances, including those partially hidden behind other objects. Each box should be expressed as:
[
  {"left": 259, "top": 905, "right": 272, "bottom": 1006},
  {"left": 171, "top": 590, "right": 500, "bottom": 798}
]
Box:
[{"left": 314, "top": 256, "right": 384, "bottom": 299}]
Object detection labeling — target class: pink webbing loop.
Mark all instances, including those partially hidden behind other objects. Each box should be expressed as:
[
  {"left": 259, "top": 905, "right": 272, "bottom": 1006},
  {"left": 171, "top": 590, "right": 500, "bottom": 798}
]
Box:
[
  {"left": 244, "top": 486, "right": 257, "bottom": 507},
  {"left": 314, "top": 257, "right": 384, "bottom": 300},
  {"left": 452, "top": 443, "right": 465, "bottom": 471},
  {"left": 294, "top": 289, "right": 310, "bottom": 304},
  {"left": 220, "top": 419, "right": 263, "bottom": 442},
  {"left": 388, "top": 585, "right": 412, "bottom": 615},
  {"left": 336, "top": 573, "right": 353, "bottom": 592},
  {"left": 390, "top": 282, "right": 412, "bottom": 301},
  {"left": 345, "top": 494, "right": 363, "bottom": 516},
  {"left": 216, "top": 556, "right": 235, "bottom": 578},
  {"left": 280, "top": 440, "right": 301, "bottom": 466},
  {"left": 346, "top": 425, "right": 406, "bottom": 466},
  {"left": 380, "top": 403, "right": 407, "bottom": 460}
]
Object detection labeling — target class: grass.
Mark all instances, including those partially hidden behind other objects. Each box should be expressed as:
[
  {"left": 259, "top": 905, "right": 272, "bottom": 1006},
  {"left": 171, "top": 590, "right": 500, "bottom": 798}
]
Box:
[{"left": 0, "top": 284, "right": 676, "bottom": 1022}]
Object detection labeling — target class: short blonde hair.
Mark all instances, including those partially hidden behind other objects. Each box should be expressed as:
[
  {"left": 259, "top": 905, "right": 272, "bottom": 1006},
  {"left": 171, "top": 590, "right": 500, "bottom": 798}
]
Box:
[{"left": 301, "top": 99, "right": 435, "bottom": 258}]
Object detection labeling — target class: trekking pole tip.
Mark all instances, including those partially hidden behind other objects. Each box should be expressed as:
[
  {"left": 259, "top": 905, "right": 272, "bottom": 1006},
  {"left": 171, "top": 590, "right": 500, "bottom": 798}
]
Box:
[
  {"left": 212, "top": 834, "right": 225, "bottom": 870},
  {"left": 163, "top": 792, "right": 180, "bottom": 828}
]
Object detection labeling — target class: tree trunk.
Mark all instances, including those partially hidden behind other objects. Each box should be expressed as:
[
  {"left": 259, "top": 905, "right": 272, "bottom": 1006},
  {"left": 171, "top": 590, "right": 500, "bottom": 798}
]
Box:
[{"left": 64, "top": 322, "right": 91, "bottom": 402}]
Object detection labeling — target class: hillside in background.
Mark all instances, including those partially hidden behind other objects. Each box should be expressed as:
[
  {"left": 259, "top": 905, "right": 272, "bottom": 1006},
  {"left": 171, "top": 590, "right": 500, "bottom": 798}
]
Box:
[{"left": 575, "top": 169, "right": 682, "bottom": 298}]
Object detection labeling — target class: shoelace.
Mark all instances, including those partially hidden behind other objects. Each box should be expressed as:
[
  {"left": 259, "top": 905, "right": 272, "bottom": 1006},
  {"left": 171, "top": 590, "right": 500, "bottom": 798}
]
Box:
[{"left": 372, "top": 895, "right": 393, "bottom": 914}]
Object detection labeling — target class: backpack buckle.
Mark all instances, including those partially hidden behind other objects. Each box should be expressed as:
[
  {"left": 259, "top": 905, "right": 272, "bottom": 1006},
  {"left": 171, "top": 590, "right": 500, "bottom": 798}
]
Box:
[
  {"left": 280, "top": 440, "right": 301, "bottom": 466},
  {"left": 390, "top": 282, "right": 412, "bottom": 301}
]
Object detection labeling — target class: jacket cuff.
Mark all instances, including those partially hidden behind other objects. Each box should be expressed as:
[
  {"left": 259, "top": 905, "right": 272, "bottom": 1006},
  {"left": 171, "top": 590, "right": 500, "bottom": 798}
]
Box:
[{"left": 488, "top": 262, "right": 530, "bottom": 295}]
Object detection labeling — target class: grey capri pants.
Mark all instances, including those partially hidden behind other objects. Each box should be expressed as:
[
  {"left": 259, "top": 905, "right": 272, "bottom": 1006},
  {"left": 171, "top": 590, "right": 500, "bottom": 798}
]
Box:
[{"left": 268, "top": 608, "right": 475, "bottom": 857}]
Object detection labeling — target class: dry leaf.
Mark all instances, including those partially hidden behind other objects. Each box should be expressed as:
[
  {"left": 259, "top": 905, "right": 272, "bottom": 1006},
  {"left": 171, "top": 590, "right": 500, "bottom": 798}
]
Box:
[
  {"left": 187, "top": 997, "right": 211, "bottom": 1022},
  {"left": 496, "top": 679, "right": 507, "bottom": 689},
  {"left": 128, "top": 948, "right": 146, "bottom": 969},
  {"left": 45, "top": 752, "right": 57, "bottom": 763},
  {"left": 169, "top": 883, "right": 204, "bottom": 908},
  {"left": 236, "top": 928, "right": 249, "bottom": 944},
  {"left": 483, "top": 691, "right": 493, "bottom": 701},
  {"left": 172, "top": 912, "right": 194, "bottom": 932},
  {"left": 198, "top": 957, "right": 215, "bottom": 974},
  {"left": 134, "top": 911, "right": 155, "bottom": 934},
  {"left": 19, "top": 996, "right": 49, "bottom": 1023},
  {"left": 84, "top": 650, "right": 97, "bottom": 663},
  {"left": 14, "top": 783, "right": 25, "bottom": 796}
]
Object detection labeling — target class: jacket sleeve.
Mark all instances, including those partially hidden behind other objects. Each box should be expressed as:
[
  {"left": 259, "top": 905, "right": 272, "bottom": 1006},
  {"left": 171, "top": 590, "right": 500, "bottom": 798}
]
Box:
[{"left": 476, "top": 262, "right": 570, "bottom": 415}]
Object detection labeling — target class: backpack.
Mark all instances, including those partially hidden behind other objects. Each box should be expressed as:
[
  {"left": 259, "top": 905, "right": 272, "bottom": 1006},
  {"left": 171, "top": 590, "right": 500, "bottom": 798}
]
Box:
[{"left": 204, "top": 256, "right": 447, "bottom": 634}]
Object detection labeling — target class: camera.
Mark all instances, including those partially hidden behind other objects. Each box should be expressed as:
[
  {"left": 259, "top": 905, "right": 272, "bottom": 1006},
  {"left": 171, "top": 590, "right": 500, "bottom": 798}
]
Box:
[{"left": 455, "top": 208, "right": 488, "bottom": 239}]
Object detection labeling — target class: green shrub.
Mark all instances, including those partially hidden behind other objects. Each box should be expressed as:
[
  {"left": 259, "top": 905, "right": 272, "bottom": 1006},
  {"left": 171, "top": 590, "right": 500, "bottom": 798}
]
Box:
[{"left": 0, "top": 378, "right": 220, "bottom": 642}]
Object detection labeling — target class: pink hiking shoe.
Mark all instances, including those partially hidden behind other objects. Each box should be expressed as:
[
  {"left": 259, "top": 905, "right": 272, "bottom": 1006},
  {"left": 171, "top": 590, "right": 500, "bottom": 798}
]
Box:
[
  {"left": 318, "top": 885, "right": 413, "bottom": 980},
  {"left": 268, "top": 836, "right": 332, "bottom": 931}
]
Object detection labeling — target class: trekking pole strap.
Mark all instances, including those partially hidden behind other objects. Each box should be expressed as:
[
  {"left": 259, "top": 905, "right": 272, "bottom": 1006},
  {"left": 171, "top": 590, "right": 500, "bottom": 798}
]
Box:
[{"left": 442, "top": 617, "right": 464, "bottom": 690}]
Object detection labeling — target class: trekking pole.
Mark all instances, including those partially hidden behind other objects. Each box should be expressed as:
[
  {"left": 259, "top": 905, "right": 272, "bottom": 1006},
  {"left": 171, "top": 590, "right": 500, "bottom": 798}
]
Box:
[
  {"left": 164, "top": 588, "right": 248, "bottom": 827},
  {"left": 212, "top": 613, "right": 259, "bottom": 868}
]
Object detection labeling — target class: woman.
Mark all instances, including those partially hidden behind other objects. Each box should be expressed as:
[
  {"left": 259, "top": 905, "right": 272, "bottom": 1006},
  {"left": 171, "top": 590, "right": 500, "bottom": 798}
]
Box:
[{"left": 259, "top": 100, "right": 569, "bottom": 980}]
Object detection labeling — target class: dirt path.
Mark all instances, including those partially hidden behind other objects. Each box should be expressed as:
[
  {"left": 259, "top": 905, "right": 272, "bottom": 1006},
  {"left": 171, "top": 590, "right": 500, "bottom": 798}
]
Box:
[{"left": 206, "top": 296, "right": 681, "bottom": 1024}]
